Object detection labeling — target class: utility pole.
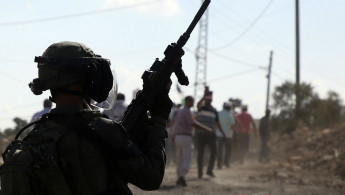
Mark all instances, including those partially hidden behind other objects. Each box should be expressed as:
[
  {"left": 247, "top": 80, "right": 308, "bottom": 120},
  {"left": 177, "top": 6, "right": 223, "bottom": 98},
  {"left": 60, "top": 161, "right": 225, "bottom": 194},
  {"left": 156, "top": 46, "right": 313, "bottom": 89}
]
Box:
[
  {"left": 295, "top": 0, "right": 301, "bottom": 122},
  {"left": 266, "top": 51, "right": 273, "bottom": 111},
  {"left": 194, "top": 0, "right": 209, "bottom": 101}
]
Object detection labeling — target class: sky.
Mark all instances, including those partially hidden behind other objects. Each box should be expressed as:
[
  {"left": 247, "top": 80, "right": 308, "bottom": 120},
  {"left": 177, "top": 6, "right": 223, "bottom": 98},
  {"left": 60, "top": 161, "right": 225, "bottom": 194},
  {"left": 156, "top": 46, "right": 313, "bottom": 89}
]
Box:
[{"left": 0, "top": 0, "right": 344, "bottom": 130}]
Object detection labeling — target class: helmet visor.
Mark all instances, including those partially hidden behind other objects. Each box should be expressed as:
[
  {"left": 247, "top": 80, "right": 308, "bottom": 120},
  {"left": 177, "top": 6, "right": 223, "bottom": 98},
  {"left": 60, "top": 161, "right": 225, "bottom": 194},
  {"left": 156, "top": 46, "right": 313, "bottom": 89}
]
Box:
[{"left": 92, "top": 70, "right": 118, "bottom": 110}]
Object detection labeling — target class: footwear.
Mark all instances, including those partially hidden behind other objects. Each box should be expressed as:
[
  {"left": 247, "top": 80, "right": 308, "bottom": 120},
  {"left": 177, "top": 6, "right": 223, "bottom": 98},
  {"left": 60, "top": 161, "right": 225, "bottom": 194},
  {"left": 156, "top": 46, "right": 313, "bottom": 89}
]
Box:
[
  {"left": 198, "top": 172, "right": 203, "bottom": 179},
  {"left": 206, "top": 171, "right": 215, "bottom": 177},
  {"left": 176, "top": 177, "right": 182, "bottom": 186},
  {"left": 180, "top": 177, "right": 187, "bottom": 186},
  {"left": 176, "top": 177, "right": 187, "bottom": 186}
]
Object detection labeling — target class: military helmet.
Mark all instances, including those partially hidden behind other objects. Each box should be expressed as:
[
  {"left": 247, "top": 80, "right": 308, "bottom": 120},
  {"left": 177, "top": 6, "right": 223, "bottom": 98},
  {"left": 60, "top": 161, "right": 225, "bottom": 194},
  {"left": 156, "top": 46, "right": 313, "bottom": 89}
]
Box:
[
  {"left": 29, "top": 41, "right": 117, "bottom": 109},
  {"left": 37, "top": 42, "right": 96, "bottom": 91}
]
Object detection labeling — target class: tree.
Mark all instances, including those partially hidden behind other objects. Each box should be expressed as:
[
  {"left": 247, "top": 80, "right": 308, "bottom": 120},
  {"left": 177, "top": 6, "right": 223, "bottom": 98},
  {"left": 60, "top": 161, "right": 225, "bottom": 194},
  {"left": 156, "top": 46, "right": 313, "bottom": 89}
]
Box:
[
  {"left": 3, "top": 117, "right": 28, "bottom": 137},
  {"left": 272, "top": 81, "right": 344, "bottom": 133},
  {"left": 272, "top": 81, "right": 318, "bottom": 133},
  {"left": 309, "top": 91, "right": 343, "bottom": 128}
]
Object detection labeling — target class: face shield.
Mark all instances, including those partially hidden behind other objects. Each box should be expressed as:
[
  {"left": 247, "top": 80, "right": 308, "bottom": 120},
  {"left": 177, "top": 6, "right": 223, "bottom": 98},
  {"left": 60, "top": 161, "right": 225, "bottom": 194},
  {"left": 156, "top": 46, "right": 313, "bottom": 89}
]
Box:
[{"left": 91, "top": 70, "right": 118, "bottom": 110}]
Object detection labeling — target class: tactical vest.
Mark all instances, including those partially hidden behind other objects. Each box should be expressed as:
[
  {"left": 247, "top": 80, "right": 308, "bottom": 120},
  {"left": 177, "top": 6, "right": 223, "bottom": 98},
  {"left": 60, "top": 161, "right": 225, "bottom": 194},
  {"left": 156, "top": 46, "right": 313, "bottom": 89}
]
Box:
[{"left": 0, "top": 110, "right": 131, "bottom": 195}]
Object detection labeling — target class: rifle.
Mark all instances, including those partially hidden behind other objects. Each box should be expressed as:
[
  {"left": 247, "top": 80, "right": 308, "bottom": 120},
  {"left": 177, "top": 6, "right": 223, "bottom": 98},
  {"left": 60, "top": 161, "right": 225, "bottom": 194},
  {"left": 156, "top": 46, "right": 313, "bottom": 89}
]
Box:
[{"left": 121, "top": 0, "right": 211, "bottom": 137}]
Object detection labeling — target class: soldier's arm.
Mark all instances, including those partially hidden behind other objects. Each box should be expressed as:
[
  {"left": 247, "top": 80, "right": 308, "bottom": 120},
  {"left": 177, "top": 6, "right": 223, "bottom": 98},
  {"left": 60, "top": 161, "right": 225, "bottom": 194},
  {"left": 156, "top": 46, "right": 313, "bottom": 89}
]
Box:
[
  {"left": 114, "top": 124, "right": 167, "bottom": 190},
  {"left": 91, "top": 117, "right": 167, "bottom": 191}
]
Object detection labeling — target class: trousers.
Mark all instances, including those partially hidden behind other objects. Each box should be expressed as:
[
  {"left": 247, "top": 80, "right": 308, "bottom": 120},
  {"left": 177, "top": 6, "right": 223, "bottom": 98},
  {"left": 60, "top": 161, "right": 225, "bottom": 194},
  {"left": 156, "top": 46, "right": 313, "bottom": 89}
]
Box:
[
  {"left": 217, "top": 137, "right": 232, "bottom": 168},
  {"left": 175, "top": 135, "right": 193, "bottom": 178},
  {"left": 195, "top": 133, "right": 216, "bottom": 177},
  {"left": 259, "top": 135, "right": 270, "bottom": 162},
  {"left": 236, "top": 133, "right": 249, "bottom": 163}
]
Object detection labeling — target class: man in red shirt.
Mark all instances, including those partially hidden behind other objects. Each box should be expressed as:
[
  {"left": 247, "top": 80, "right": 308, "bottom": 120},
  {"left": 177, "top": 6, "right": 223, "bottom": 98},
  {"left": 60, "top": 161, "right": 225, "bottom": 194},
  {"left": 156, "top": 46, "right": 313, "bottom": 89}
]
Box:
[{"left": 236, "top": 105, "right": 258, "bottom": 164}]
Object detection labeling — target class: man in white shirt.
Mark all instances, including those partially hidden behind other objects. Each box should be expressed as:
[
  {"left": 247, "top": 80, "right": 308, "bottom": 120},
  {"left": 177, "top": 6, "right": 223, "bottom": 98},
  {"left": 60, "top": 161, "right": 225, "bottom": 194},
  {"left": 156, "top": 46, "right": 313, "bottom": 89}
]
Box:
[{"left": 30, "top": 99, "right": 52, "bottom": 122}]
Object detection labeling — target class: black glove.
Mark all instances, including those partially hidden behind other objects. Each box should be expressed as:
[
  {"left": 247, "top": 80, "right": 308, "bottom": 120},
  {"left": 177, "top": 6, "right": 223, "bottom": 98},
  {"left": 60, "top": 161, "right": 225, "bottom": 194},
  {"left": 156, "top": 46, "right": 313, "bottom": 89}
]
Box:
[{"left": 149, "top": 89, "right": 173, "bottom": 122}]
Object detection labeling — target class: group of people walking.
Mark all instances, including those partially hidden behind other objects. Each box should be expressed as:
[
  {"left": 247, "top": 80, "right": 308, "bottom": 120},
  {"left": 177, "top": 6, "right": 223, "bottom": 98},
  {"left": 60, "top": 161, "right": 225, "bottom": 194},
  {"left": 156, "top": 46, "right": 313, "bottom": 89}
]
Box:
[{"left": 169, "top": 90, "right": 271, "bottom": 187}]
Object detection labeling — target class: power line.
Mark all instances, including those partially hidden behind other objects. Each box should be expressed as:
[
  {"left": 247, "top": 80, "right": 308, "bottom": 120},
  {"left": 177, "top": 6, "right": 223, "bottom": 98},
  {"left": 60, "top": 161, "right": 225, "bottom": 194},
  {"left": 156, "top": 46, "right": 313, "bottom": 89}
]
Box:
[
  {"left": 0, "top": 71, "right": 27, "bottom": 83},
  {"left": 209, "top": 50, "right": 265, "bottom": 69},
  {"left": 208, "top": 68, "right": 262, "bottom": 83},
  {"left": 211, "top": 0, "right": 275, "bottom": 51},
  {"left": 206, "top": 0, "right": 295, "bottom": 74},
  {"left": 0, "top": 0, "right": 162, "bottom": 27},
  {"left": 112, "top": 46, "right": 162, "bottom": 56},
  {"left": 271, "top": 71, "right": 286, "bottom": 81},
  {"left": 0, "top": 101, "right": 43, "bottom": 112}
]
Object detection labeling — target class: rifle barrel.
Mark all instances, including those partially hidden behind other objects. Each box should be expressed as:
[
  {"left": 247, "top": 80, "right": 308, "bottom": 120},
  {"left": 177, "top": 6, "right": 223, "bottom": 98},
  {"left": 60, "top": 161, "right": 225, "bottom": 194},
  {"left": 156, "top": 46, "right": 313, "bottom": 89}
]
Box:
[
  {"left": 185, "top": 0, "right": 211, "bottom": 35},
  {"left": 177, "top": 0, "right": 210, "bottom": 47}
]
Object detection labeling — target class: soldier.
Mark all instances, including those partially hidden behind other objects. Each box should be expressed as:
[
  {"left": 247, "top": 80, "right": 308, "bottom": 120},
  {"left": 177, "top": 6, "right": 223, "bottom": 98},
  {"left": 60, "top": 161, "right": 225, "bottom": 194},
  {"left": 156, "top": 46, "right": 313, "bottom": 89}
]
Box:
[{"left": 4, "top": 41, "right": 172, "bottom": 194}]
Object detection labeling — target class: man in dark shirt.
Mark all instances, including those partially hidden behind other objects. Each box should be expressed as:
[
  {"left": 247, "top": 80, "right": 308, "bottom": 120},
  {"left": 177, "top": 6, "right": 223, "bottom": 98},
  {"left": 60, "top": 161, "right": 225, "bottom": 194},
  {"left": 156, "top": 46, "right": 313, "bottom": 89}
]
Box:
[
  {"left": 259, "top": 109, "right": 271, "bottom": 163},
  {"left": 195, "top": 91, "right": 225, "bottom": 178}
]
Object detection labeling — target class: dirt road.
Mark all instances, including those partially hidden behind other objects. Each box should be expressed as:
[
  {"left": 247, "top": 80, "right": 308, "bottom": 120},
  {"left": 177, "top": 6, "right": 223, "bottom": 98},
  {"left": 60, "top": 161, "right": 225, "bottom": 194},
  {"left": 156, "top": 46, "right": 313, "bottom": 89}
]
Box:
[{"left": 129, "top": 159, "right": 344, "bottom": 195}]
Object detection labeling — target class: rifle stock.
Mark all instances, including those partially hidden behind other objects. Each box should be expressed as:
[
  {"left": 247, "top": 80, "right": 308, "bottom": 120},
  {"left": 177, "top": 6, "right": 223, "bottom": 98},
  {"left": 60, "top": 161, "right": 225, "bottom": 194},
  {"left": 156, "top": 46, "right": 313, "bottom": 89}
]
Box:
[{"left": 121, "top": 0, "right": 211, "bottom": 137}]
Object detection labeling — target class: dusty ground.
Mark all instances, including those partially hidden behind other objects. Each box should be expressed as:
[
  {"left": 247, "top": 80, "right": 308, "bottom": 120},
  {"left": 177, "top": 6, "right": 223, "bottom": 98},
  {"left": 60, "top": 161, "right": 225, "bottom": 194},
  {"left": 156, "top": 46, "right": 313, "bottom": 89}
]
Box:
[
  {"left": 129, "top": 127, "right": 345, "bottom": 195},
  {"left": 129, "top": 160, "right": 344, "bottom": 195}
]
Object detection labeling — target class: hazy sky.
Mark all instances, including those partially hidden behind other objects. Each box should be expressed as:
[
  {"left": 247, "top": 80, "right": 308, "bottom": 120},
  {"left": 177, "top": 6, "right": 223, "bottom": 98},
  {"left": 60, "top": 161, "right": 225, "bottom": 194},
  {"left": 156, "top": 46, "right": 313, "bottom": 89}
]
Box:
[{"left": 0, "top": 0, "right": 344, "bottom": 130}]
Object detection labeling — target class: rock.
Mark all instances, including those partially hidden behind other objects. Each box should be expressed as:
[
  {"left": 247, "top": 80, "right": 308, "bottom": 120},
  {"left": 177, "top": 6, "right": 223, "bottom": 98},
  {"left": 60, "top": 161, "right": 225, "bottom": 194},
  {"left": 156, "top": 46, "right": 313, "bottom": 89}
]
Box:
[
  {"left": 290, "top": 165, "right": 302, "bottom": 171},
  {"left": 298, "top": 178, "right": 308, "bottom": 185},
  {"left": 333, "top": 149, "right": 339, "bottom": 158},
  {"left": 289, "top": 156, "right": 302, "bottom": 162},
  {"left": 321, "top": 128, "right": 331, "bottom": 135},
  {"left": 248, "top": 176, "right": 256, "bottom": 180},
  {"left": 276, "top": 171, "right": 288, "bottom": 179},
  {"left": 322, "top": 155, "right": 333, "bottom": 161},
  {"left": 331, "top": 180, "right": 344, "bottom": 188}
]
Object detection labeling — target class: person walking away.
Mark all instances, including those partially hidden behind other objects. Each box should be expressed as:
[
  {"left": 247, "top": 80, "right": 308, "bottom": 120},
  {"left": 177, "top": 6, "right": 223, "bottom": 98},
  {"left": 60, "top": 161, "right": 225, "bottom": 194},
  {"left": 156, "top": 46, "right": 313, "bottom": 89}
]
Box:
[
  {"left": 30, "top": 99, "right": 52, "bottom": 122},
  {"left": 103, "top": 93, "right": 127, "bottom": 122},
  {"left": 259, "top": 109, "right": 271, "bottom": 163},
  {"left": 235, "top": 105, "right": 258, "bottom": 164},
  {"left": 195, "top": 91, "right": 226, "bottom": 178},
  {"left": 173, "top": 96, "right": 212, "bottom": 186},
  {"left": 216, "top": 102, "right": 235, "bottom": 169},
  {"left": 166, "top": 103, "right": 182, "bottom": 165}
]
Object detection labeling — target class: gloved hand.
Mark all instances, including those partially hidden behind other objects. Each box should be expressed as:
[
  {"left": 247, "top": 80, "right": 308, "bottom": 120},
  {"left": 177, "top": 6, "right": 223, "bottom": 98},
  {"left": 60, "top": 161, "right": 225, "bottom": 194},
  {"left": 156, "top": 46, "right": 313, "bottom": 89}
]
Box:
[
  {"left": 149, "top": 88, "right": 173, "bottom": 120},
  {"left": 149, "top": 81, "right": 173, "bottom": 125}
]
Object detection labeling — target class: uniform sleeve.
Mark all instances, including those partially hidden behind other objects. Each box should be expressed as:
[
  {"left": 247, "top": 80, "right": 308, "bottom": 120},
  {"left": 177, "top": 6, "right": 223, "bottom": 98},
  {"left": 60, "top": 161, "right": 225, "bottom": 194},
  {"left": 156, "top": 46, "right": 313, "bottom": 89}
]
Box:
[
  {"left": 115, "top": 124, "right": 167, "bottom": 190},
  {"left": 92, "top": 118, "right": 167, "bottom": 191}
]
